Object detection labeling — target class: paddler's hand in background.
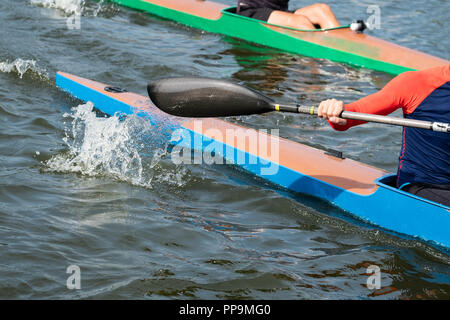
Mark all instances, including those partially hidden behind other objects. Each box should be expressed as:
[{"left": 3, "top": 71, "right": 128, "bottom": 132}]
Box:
[{"left": 317, "top": 99, "right": 347, "bottom": 126}]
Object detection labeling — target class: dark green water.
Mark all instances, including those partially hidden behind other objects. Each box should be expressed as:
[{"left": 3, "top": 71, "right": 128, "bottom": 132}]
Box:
[{"left": 0, "top": 0, "right": 449, "bottom": 299}]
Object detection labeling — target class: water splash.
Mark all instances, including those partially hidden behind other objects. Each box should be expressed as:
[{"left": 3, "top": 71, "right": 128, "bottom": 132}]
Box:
[
  {"left": 0, "top": 58, "right": 49, "bottom": 80},
  {"left": 89, "top": 0, "right": 112, "bottom": 17},
  {"left": 30, "top": 0, "right": 84, "bottom": 16},
  {"left": 45, "top": 102, "right": 189, "bottom": 189},
  {"left": 30, "top": 0, "right": 114, "bottom": 17}
]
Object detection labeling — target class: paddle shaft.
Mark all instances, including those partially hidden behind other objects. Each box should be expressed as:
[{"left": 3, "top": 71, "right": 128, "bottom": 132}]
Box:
[
  {"left": 147, "top": 77, "right": 450, "bottom": 132},
  {"left": 275, "top": 104, "right": 450, "bottom": 132}
]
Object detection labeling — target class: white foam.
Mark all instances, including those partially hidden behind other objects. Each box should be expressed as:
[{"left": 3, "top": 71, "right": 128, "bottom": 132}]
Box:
[
  {"left": 30, "top": 0, "right": 84, "bottom": 16},
  {"left": 30, "top": 0, "right": 110, "bottom": 17},
  {"left": 45, "top": 102, "right": 188, "bottom": 189},
  {"left": 0, "top": 58, "right": 48, "bottom": 79}
]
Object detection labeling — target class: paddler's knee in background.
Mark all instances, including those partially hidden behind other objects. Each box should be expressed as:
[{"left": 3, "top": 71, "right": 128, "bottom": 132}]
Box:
[
  {"left": 293, "top": 3, "right": 334, "bottom": 18},
  {"left": 293, "top": 3, "right": 334, "bottom": 21},
  {"left": 292, "top": 3, "right": 340, "bottom": 29},
  {"left": 267, "top": 11, "right": 317, "bottom": 30},
  {"left": 237, "top": 1, "right": 340, "bottom": 30}
]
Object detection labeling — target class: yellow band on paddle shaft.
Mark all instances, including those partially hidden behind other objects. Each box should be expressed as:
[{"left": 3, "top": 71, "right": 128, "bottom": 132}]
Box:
[
  {"left": 275, "top": 104, "right": 280, "bottom": 111},
  {"left": 310, "top": 106, "right": 315, "bottom": 115}
]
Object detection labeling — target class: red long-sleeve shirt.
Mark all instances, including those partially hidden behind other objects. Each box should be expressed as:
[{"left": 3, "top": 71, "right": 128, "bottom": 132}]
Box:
[{"left": 330, "top": 65, "right": 450, "bottom": 187}]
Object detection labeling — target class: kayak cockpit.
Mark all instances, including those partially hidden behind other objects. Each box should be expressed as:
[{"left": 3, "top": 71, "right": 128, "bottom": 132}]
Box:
[{"left": 376, "top": 174, "right": 450, "bottom": 209}]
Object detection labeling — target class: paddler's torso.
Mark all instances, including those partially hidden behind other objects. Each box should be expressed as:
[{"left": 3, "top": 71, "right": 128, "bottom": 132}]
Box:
[{"left": 341, "top": 65, "right": 450, "bottom": 187}]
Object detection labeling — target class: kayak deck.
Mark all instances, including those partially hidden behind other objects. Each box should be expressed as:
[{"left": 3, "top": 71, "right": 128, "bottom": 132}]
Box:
[
  {"left": 56, "top": 71, "right": 450, "bottom": 250},
  {"left": 109, "top": 0, "right": 449, "bottom": 74},
  {"left": 142, "top": 0, "right": 227, "bottom": 20},
  {"left": 181, "top": 117, "right": 384, "bottom": 195}
]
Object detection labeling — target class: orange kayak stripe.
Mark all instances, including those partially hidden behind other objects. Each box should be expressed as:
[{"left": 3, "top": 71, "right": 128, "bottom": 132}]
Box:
[{"left": 182, "top": 119, "right": 386, "bottom": 195}]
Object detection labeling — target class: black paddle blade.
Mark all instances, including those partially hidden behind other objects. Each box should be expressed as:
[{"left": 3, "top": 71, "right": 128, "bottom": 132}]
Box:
[{"left": 147, "top": 77, "right": 275, "bottom": 117}]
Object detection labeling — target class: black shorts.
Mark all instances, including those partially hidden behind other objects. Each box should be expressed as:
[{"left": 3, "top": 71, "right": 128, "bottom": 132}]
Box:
[
  {"left": 237, "top": 7, "right": 292, "bottom": 22},
  {"left": 401, "top": 183, "right": 450, "bottom": 207},
  {"left": 237, "top": 7, "right": 274, "bottom": 21}
]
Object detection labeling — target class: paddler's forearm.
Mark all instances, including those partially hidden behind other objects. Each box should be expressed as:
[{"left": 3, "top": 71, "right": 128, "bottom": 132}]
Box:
[{"left": 327, "top": 75, "right": 406, "bottom": 131}]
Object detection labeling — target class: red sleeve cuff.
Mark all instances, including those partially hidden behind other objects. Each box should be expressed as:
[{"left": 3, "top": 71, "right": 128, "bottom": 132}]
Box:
[{"left": 327, "top": 104, "right": 365, "bottom": 131}]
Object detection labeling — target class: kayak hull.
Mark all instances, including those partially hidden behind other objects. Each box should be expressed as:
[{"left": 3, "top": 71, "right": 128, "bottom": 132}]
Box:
[
  {"left": 109, "top": 0, "right": 449, "bottom": 74},
  {"left": 56, "top": 71, "right": 450, "bottom": 249}
]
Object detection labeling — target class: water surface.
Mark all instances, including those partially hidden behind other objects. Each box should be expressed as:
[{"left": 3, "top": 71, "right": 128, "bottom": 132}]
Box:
[{"left": 0, "top": 0, "right": 449, "bottom": 299}]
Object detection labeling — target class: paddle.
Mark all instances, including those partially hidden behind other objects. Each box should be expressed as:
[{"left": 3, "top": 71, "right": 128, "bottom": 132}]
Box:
[{"left": 147, "top": 77, "right": 450, "bottom": 133}]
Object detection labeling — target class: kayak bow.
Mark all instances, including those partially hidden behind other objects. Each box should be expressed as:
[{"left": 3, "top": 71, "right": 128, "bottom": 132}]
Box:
[
  {"left": 56, "top": 71, "right": 450, "bottom": 250},
  {"left": 107, "top": 0, "right": 449, "bottom": 75}
]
